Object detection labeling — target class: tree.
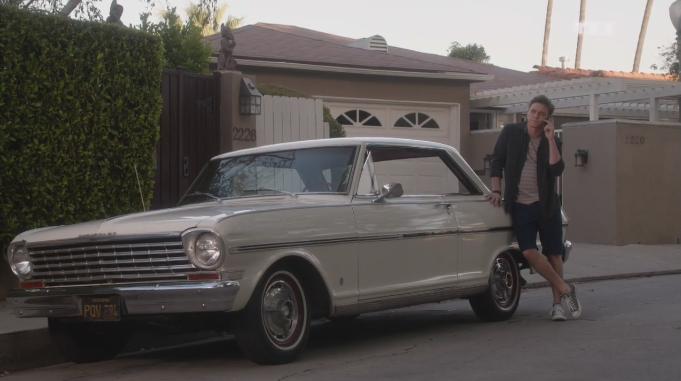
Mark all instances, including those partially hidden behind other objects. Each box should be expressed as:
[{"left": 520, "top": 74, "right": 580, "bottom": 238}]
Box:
[
  {"left": 0, "top": 0, "right": 220, "bottom": 27},
  {"left": 652, "top": 41, "right": 679, "bottom": 76},
  {"left": 447, "top": 41, "right": 490, "bottom": 63},
  {"left": 541, "top": 0, "right": 554, "bottom": 67},
  {"left": 632, "top": 0, "right": 654, "bottom": 72},
  {"left": 140, "top": 7, "right": 212, "bottom": 73},
  {"left": 186, "top": 2, "right": 243, "bottom": 36},
  {"left": 0, "top": 0, "right": 105, "bottom": 20}
]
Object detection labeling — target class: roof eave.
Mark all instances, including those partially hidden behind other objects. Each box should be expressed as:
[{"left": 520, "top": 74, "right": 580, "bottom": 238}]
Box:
[{"left": 235, "top": 59, "right": 493, "bottom": 82}]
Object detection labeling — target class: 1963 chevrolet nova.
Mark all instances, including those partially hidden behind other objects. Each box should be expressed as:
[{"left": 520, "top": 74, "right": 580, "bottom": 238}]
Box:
[{"left": 6, "top": 137, "right": 569, "bottom": 364}]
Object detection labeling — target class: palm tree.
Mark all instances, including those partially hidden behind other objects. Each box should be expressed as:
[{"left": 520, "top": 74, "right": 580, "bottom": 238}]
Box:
[
  {"left": 575, "top": 0, "right": 587, "bottom": 69},
  {"left": 541, "top": 0, "right": 554, "bottom": 67},
  {"left": 186, "top": 2, "right": 243, "bottom": 36},
  {"left": 633, "top": 0, "right": 654, "bottom": 72}
]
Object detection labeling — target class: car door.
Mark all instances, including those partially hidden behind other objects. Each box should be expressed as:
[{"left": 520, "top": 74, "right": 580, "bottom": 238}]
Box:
[{"left": 352, "top": 145, "right": 469, "bottom": 303}]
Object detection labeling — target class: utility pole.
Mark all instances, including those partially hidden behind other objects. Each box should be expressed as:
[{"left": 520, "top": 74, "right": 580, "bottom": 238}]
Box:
[
  {"left": 575, "top": 0, "right": 587, "bottom": 69},
  {"left": 541, "top": 0, "right": 554, "bottom": 67},
  {"left": 633, "top": 0, "right": 654, "bottom": 72}
]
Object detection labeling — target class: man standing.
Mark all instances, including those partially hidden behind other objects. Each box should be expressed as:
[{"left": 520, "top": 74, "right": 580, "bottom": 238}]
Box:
[{"left": 487, "top": 95, "right": 582, "bottom": 321}]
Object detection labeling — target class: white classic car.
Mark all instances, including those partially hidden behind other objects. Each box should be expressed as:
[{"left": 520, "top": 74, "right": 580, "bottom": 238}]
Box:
[{"left": 6, "top": 137, "right": 569, "bottom": 364}]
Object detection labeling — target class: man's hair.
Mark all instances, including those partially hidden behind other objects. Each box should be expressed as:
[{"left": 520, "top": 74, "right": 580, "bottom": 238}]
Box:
[{"left": 529, "top": 95, "right": 555, "bottom": 117}]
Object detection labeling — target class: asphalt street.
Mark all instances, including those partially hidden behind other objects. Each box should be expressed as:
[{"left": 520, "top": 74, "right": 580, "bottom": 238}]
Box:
[{"left": 3, "top": 274, "right": 681, "bottom": 381}]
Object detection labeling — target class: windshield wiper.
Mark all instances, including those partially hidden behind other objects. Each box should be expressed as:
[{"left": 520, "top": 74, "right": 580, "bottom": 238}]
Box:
[{"left": 243, "top": 188, "right": 297, "bottom": 198}]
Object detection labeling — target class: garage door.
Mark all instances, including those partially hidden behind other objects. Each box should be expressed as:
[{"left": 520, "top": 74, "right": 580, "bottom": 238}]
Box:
[{"left": 326, "top": 100, "right": 460, "bottom": 149}]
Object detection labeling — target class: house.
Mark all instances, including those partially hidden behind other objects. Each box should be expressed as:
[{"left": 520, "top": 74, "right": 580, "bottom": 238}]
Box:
[
  {"left": 205, "top": 23, "right": 557, "bottom": 160},
  {"left": 207, "top": 24, "right": 681, "bottom": 158}
]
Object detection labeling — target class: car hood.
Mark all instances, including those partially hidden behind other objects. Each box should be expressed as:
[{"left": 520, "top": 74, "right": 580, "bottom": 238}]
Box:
[{"left": 15, "top": 196, "right": 340, "bottom": 245}]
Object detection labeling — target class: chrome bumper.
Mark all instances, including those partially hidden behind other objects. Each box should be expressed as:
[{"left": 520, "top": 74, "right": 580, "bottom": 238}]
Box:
[{"left": 7, "top": 281, "right": 240, "bottom": 318}]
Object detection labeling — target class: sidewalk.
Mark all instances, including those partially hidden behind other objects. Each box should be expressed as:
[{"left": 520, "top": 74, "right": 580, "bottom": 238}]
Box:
[{"left": 1, "top": 242, "right": 680, "bottom": 373}]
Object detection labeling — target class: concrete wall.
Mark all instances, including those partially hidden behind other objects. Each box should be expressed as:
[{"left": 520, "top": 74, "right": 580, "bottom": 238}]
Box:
[
  {"left": 216, "top": 70, "right": 258, "bottom": 152},
  {"left": 562, "top": 120, "right": 681, "bottom": 244},
  {"left": 240, "top": 68, "right": 473, "bottom": 157}
]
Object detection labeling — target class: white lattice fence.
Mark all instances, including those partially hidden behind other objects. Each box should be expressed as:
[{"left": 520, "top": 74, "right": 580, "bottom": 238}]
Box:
[{"left": 255, "top": 96, "right": 327, "bottom": 146}]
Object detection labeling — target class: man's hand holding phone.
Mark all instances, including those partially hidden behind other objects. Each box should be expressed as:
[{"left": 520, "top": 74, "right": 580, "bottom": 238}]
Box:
[{"left": 543, "top": 119, "right": 556, "bottom": 140}]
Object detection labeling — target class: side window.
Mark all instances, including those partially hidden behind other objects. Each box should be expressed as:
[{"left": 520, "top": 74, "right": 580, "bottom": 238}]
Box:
[{"left": 360, "top": 147, "right": 475, "bottom": 196}]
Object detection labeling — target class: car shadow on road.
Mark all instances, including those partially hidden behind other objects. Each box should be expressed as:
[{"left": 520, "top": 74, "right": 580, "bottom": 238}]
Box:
[{"left": 124, "top": 302, "right": 487, "bottom": 364}]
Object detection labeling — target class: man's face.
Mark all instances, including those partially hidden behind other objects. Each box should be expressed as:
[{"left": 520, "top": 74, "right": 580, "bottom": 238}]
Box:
[{"left": 527, "top": 102, "right": 550, "bottom": 129}]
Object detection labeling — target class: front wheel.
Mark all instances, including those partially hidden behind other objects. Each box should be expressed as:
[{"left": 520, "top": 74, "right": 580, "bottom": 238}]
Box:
[
  {"left": 234, "top": 268, "right": 310, "bottom": 364},
  {"left": 469, "top": 252, "right": 521, "bottom": 321}
]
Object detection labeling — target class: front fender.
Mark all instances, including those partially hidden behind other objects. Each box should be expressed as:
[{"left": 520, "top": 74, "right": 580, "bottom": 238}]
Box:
[{"left": 228, "top": 248, "right": 335, "bottom": 313}]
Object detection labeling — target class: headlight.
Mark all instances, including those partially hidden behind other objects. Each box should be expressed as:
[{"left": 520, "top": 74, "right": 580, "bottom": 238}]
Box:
[
  {"left": 187, "top": 232, "right": 224, "bottom": 269},
  {"left": 7, "top": 243, "right": 33, "bottom": 279}
]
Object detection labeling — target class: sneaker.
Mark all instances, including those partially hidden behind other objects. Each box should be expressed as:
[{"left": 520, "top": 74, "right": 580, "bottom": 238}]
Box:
[
  {"left": 560, "top": 283, "right": 582, "bottom": 319},
  {"left": 550, "top": 304, "right": 567, "bottom": 321}
]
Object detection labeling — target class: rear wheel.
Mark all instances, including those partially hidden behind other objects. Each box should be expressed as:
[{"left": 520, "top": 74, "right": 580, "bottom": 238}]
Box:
[
  {"left": 48, "top": 318, "right": 131, "bottom": 363},
  {"left": 469, "top": 252, "right": 521, "bottom": 321},
  {"left": 234, "top": 268, "right": 310, "bottom": 364}
]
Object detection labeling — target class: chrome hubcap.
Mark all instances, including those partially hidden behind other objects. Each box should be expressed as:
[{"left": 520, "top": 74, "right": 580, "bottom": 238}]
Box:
[
  {"left": 491, "top": 257, "right": 516, "bottom": 309},
  {"left": 262, "top": 276, "right": 302, "bottom": 348}
]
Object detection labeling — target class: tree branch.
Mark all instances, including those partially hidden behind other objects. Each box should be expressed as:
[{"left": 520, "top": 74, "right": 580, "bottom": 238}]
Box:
[{"left": 60, "top": 0, "right": 81, "bottom": 16}]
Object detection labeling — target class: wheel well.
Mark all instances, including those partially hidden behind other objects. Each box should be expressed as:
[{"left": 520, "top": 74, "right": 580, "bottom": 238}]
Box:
[{"left": 270, "top": 256, "right": 331, "bottom": 319}]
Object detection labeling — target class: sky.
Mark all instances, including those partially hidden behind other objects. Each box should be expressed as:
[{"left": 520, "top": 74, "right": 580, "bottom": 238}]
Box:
[{"left": 112, "top": 0, "right": 678, "bottom": 73}]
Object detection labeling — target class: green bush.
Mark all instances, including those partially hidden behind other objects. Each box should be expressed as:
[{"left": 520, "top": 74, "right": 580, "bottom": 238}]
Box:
[
  {"left": 0, "top": 6, "right": 163, "bottom": 252},
  {"left": 139, "top": 8, "right": 212, "bottom": 73}
]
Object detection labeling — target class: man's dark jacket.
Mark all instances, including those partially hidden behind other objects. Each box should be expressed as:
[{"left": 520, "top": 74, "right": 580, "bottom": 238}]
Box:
[{"left": 490, "top": 122, "right": 564, "bottom": 220}]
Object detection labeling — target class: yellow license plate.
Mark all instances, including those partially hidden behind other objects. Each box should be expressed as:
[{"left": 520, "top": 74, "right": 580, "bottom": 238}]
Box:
[{"left": 81, "top": 296, "right": 121, "bottom": 321}]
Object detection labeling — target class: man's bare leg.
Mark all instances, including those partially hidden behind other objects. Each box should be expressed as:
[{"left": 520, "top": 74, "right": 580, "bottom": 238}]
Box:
[
  {"left": 522, "top": 249, "right": 570, "bottom": 296},
  {"left": 548, "top": 255, "right": 564, "bottom": 304}
]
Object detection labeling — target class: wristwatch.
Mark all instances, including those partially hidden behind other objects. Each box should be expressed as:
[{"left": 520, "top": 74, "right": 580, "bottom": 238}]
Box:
[{"left": 492, "top": 190, "right": 501, "bottom": 195}]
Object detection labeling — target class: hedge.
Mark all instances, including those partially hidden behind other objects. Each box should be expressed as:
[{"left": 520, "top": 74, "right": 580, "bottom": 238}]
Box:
[{"left": 0, "top": 6, "right": 164, "bottom": 253}]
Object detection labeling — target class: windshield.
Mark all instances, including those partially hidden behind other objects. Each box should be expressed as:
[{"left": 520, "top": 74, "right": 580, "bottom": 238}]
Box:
[{"left": 179, "top": 146, "right": 357, "bottom": 205}]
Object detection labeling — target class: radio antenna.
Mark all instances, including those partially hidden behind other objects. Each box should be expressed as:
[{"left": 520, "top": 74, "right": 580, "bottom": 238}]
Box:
[{"left": 133, "top": 164, "right": 147, "bottom": 211}]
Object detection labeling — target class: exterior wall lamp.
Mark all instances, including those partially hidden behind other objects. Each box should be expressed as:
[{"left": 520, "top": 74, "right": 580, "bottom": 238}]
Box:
[
  {"left": 574, "top": 149, "right": 589, "bottom": 167},
  {"left": 239, "top": 77, "right": 262, "bottom": 115}
]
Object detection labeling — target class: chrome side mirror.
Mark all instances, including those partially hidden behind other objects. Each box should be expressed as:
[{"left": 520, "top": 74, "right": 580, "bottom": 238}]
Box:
[{"left": 373, "top": 182, "right": 403, "bottom": 203}]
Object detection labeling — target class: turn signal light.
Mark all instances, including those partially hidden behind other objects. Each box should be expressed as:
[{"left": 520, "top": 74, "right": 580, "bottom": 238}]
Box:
[
  {"left": 20, "top": 280, "right": 45, "bottom": 289},
  {"left": 187, "top": 272, "right": 221, "bottom": 281}
]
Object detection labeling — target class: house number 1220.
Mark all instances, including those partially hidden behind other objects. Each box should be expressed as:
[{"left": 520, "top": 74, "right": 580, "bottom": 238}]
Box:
[{"left": 625, "top": 136, "right": 645, "bottom": 145}]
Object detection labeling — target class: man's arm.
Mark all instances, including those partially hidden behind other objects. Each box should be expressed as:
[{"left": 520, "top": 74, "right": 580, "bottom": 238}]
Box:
[
  {"left": 544, "top": 120, "right": 564, "bottom": 176},
  {"left": 487, "top": 126, "right": 508, "bottom": 207}
]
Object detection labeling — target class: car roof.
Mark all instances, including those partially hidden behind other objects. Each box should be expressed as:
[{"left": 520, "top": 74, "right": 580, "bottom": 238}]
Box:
[{"left": 212, "top": 138, "right": 458, "bottom": 160}]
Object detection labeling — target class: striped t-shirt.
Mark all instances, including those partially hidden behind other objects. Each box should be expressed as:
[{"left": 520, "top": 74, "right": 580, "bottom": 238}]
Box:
[{"left": 517, "top": 137, "right": 541, "bottom": 204}]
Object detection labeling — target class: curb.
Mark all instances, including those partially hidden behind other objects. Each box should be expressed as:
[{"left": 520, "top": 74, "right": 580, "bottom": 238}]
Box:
[
  {"left": 0, "top": 328, "right": 64, "bottom": 374},
  {"left": 524, "top": 269, "right": 681, "bottom": 289}
]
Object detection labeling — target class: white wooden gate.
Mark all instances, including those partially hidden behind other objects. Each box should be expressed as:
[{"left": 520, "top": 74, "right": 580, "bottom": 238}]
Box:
[{"left": 255, "top": 95, "right": 327, "bottom": 146}]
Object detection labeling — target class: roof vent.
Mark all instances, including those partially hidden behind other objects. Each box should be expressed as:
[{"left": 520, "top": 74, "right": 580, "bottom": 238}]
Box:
[{"left": 348, "top": 35, "right": 389, "bottom": 53}]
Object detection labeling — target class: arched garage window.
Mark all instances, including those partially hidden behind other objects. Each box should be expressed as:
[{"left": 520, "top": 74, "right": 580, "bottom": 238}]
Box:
[
  {"left": 335, "top": 109, "right": 382, "bottom": 127},
  {"left": 394, "top": 112, "right": 439, "bottom": 129}
]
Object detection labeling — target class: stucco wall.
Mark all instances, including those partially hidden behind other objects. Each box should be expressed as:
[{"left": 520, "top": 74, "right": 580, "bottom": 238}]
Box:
[
  {"left": 562, "top": 122, "right": 618, "bottom": 243},
  {"left": 563, "top": 120, "right": 681, "bottom": 244},
  {"left": 240, "top": 68, "right": 473, "bottom": 157}
]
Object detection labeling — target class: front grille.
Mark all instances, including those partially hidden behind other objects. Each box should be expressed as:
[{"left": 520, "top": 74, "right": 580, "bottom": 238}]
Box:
[{"left": 28, "top": 236, "right": 197, "bottom": 287}]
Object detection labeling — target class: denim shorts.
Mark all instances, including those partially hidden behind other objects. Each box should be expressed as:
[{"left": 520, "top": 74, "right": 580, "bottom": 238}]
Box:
[{"left": 510, "top": 202, "right": 563, "bottom": 256}]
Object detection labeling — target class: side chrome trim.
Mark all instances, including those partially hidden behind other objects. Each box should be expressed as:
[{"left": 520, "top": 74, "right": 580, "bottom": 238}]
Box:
[
  {"left": 7, "top": 281, "right": 240, "bottom": 318},
  {"left": 230, "top": 227, "right": 513, "bottom": 253},
  {"left": 334, "top": 285, "right": 488, "bottom": 316}
]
